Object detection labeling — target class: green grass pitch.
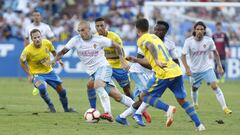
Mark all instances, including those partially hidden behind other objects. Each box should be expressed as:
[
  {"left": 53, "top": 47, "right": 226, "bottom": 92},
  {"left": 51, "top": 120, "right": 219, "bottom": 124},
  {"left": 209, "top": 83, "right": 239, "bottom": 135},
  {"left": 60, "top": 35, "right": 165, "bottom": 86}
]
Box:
[{"left": 0, "top": 78, "right": 239, "bottom": 135}]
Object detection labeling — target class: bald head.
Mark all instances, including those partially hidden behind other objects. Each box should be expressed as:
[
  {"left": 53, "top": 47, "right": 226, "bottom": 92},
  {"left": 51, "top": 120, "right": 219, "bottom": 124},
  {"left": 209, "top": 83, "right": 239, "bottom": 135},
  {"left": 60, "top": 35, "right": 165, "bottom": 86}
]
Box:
[{"left": 77, "top": 21, "right": 92, "bottom": 40}]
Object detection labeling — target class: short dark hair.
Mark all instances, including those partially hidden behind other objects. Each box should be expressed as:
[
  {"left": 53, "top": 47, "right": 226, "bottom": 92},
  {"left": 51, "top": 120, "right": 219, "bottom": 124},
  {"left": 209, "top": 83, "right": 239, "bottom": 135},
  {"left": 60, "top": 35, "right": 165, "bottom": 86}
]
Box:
[
  {"left": 192, "top": 21, "right": 206, "bottom": 36},
  {"left": 30, "top": 29, "right": 41, "bottom": 38},
  {"left": 136, "top": 18, "right": 149, "bottom": 32},
  {"left": 95, "top": 17, "right": 105, "bottom": 22},
  {"left": 156, "top": 20, "right": 169, "bottom": 31},
  {"left": 216, "top": 21, "right": 222, "bottom": 26}
]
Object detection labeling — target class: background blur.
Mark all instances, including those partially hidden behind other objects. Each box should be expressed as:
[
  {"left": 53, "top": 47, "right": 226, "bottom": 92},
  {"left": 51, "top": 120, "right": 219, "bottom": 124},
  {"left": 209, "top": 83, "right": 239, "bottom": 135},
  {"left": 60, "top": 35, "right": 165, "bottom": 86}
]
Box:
[{"left": 0, "top": 0, "right": 240, "bottom": 79}]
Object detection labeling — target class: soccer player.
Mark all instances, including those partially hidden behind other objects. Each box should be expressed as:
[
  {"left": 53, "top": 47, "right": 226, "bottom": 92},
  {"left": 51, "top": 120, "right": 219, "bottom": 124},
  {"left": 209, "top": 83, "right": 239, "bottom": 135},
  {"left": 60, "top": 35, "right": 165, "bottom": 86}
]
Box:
[
  {"left": 52, "top": 21, "right": 133, "bottom": 122},
  {"left": 20, "top": 29, "right": 74, "bottom": 112},
  {"left": 181, "top": 21, "right": 232, "bottom": 114},
  {"left": 116, "top": 20, "right": 180, "bottom": 126},
  {"left": 117, "top": 19, "right": 205, "bottom": 131},
  {"left": 24, "top": 11, "right": 55, "bottom": 47},
  {"left": 86, "top": 17, "right": 133, "bottom": 109},
  {"left": 212, "top": 21, "right": 230, "bottom": 83}
]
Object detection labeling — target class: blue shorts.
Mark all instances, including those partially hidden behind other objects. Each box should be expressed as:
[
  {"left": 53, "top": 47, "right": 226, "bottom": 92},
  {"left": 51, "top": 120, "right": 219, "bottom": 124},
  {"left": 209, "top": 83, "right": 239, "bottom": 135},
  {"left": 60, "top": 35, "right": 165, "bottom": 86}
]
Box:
[
  {"left": 143, "top": 75, "right": 186, "bottom": 99},
  {"left": 91, "top": 66, "right": 115, "bottom": 93},
  {"left": 190, "top": 68, "right": 217, "bottom": 88},
  {"left": 130, "top": 72, "right": 153, "bottom": 98},
  {"left": 32, "top": 70, "right": 62, "bottom": 89},
  {"left": 112, "top": 68, "right": 130, "bottom": 88}
]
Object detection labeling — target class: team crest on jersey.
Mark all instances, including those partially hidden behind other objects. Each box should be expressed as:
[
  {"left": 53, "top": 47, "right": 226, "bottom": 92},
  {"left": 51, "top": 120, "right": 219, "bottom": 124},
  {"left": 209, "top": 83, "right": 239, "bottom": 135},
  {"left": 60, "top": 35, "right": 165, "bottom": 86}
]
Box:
[{"left": 203, "top": 44, "right": 207, "bottom": 48}]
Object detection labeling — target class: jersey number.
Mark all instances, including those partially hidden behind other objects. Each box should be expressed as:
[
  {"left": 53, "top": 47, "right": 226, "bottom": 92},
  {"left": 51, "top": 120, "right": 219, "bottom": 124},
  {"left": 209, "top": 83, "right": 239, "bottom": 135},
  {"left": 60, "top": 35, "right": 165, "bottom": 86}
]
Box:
[{"left": 158, "top": 45, "right": 171, "bottom": 61}]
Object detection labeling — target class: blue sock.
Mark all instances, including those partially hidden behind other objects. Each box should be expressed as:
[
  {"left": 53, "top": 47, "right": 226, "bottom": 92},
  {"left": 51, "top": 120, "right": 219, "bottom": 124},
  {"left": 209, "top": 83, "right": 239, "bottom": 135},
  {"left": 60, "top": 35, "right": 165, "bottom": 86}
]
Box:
[
  {"left": 87, "top": 88, "right": 96, "bottom": 108},
  {"left": 58, "top": 89, "right": 69, "bottom": 112},
  {"left": 182, "top": 101, "right": 201, "bottom": 127},
  {"left": 143, "top": 95, "right": 169, "bottom": 112},
  {"left": 38, "top": 84, "right": 54, "bottom": 107}
]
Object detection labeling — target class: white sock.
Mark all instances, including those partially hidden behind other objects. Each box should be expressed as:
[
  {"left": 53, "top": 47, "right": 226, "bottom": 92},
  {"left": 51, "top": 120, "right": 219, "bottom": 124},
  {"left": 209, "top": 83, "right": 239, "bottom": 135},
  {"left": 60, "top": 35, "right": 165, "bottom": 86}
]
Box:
[
  {"left": 191, "top": 90, "right": 198, "bottom": 105},
  {"left": 135, "top": 102, "right": 149, "bottom": 115},
  {"left": 120, "top": 106, "right": 136, "bottom": 118},
  {"left": 120, "top": 95, "right": 134, "bottom": 107},
  {"left": 214, "top": 87, "right": 227, "bottom": 110},
  {"left": 96, "top": 87, "right": 111, "bottom": 113}
]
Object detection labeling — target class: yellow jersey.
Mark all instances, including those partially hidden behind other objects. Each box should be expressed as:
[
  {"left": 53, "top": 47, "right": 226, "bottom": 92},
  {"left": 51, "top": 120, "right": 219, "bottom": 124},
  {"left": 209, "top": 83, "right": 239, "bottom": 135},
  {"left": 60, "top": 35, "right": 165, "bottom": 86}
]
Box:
[
  {"left": 20, "top": 39, "right": 54, "bottom": 74},
  {"left": 97, "top": 31, "right": 124, "bottom": 68},
  {"left": 137, "top": 33, "right": 182, "bottom": 79}
]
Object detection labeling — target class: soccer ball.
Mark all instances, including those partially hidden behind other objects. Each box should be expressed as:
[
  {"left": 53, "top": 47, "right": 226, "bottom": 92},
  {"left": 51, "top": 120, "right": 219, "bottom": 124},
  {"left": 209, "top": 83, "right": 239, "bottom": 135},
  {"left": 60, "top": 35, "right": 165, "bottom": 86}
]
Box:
[{"left": 84, "top": 108, "right": 101, "bottom": 123}]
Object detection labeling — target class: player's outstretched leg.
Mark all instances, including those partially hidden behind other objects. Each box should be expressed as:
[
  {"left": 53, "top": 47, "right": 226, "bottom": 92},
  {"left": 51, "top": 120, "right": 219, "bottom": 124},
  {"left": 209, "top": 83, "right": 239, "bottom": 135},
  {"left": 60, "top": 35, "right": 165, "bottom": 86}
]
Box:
[
  {"left": 143, "top": 95, "right": 176, "bottom": 127},
  {"left": 178, "top": 99, "right": 205, "bottom": 131},
  {"left": 95, "top": 85, "right": 113, "bottom": 122},
  {"left": 37, "top": 82, "right": 56, "bottom": 113}
]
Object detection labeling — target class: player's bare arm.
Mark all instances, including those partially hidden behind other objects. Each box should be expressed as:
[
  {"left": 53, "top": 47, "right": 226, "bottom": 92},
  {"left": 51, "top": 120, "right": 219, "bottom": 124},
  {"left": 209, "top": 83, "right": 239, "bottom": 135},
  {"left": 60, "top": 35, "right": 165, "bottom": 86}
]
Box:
[
  {"left": 19, "top": 60, "right": 33, "bottom": 82},
  {"left": 126, "top": 56, "right": 152, "bottom": 69},
  {"left": 112, "top": 42, "right": 130, "bottom": 70},
  {"left": 52, "top": 48, "right": 69, "bottom": 65},
  {"left": 213, "top": 50, "right": 224, "bottom": 76},
  {"left": 51, "top": 50, "right": 64, "bottom": 68},
  {"left": 181, "top": 54, "right": 192, "bottom": 76},
  {"left": 145, "top": 41, "right": 166, "bottom": 68}
]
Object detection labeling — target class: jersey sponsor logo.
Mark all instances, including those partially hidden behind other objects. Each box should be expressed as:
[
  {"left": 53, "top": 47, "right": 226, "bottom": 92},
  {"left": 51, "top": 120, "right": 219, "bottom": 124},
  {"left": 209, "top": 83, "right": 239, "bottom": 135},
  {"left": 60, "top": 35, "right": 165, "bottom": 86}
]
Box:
[
  {"left": 192, "top": 51, "right": 208, "bottom": 56},
  {"left": 78, "top": 50, "right": 99, "bottom": 57}
]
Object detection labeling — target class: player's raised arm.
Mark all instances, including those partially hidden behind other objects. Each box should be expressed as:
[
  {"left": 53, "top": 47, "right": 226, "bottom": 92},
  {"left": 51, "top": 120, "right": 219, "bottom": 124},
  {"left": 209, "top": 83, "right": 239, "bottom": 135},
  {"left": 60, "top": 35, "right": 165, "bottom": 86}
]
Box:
[
  {"left": 52, "top": 35, "right": 77, "bottom": 65},
  {"left": 145, "top": 41, "right": 166, "bottom": 68}
]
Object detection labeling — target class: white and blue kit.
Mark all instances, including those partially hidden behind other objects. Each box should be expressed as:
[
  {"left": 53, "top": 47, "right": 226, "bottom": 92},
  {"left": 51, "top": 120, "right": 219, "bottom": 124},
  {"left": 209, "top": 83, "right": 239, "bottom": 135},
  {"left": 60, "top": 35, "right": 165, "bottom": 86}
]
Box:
[
  {"left": 182, "top": 36, "right": 217, "bottom": 88},
  {"left": 65, "top": 35, "right": 116, "bottom": 92}
]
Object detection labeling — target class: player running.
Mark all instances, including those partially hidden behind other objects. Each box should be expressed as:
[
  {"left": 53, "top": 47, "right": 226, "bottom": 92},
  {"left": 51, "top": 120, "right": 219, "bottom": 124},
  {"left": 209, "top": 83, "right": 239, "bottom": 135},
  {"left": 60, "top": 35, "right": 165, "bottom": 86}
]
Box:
[
  {"left": 52, "top": 21, "right": 133, "bottom": 122},
  {"left": 20, "top": 29, "right": 74, "bottom": 113},
  {"left": 116, "top": 19, "right": 205, "bottom": 131},
  {"left": 86, "top": 17, "right": 133, "bottom": 110}
]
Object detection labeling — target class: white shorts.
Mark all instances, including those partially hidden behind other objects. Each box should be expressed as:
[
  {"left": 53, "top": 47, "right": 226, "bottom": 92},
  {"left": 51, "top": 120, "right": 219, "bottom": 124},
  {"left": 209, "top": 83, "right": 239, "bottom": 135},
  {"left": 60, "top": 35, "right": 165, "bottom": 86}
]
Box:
[
  {"left": 130, "top": 72, "right": 154, "bottom": 99},
  {"left": 190, "top": 68, "right": 217, "bottom": 88},
  {"left": 90, "top": 65, "right": 115, "bottom": 93}
]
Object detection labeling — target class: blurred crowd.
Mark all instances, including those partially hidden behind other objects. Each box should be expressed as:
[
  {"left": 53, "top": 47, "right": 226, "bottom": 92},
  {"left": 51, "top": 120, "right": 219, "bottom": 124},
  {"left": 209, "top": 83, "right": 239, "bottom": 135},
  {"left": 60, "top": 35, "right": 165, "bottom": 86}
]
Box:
[{"left": 0, "top": 0, "right": 240, "bottom": 45}]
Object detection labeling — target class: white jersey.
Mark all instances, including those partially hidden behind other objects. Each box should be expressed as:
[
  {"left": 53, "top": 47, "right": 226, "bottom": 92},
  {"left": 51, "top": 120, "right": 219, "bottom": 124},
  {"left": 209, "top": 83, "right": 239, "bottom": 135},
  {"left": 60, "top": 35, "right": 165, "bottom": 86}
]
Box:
[
  {"left": 65, "top": 35, "right": 112, "bottom": 75},
  {"left": 129, "top": 48, "right": 153, "bottom": 75},
  {"left": 164, "top": 37, "right": 179, "bottom": 59},
  {"left": 182, "top": 36, "right": 216, "bottom": 73},
  {"left": 24, "top": 22, "right": 54, "bottom": 42}
]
